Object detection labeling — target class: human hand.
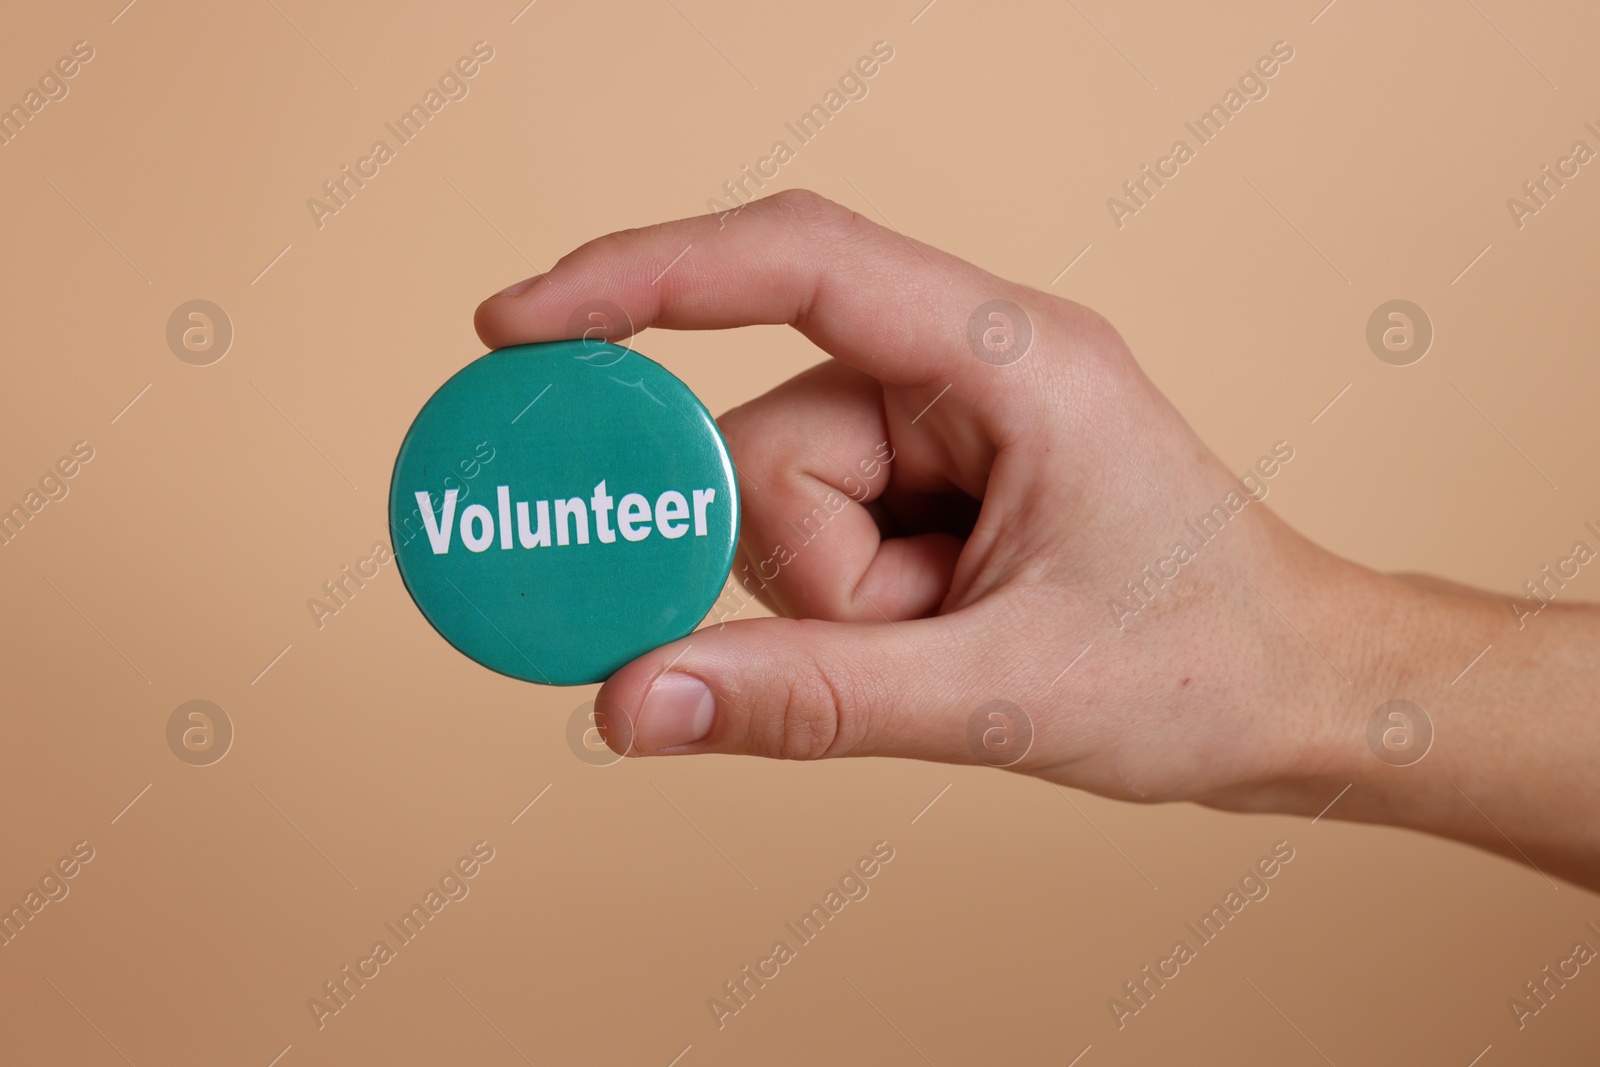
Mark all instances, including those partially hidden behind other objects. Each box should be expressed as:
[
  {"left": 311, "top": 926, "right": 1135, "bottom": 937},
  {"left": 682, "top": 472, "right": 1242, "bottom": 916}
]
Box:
[
  {"left": 477, "top": 189, "right": 1600, "bottom": 889},
  {"left": 474, "top": 188, "right": 1362, "bottom": 812}
]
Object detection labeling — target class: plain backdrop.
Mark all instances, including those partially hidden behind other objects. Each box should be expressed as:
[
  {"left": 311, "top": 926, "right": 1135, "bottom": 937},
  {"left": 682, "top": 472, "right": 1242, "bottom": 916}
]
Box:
[{"left": 1, "top": 1, "right": 1597, "bottom": 1064}]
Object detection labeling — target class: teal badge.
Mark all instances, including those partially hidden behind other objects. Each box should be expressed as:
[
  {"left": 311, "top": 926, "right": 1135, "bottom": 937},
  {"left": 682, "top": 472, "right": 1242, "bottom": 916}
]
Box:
[{"left": 389, "top": 340, "right": 739, "bottom": 686}]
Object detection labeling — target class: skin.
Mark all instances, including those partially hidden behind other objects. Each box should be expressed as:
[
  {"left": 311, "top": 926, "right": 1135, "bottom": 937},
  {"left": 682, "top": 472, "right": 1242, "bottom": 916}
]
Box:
[{"left": 476, "top": 189, "right": 1600, "bottom": 892}]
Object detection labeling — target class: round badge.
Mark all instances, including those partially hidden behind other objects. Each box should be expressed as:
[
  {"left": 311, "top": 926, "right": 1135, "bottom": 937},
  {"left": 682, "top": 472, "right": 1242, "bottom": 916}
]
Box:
[{"left": 389, "top": 340, "right": 739, "bottom": 686}]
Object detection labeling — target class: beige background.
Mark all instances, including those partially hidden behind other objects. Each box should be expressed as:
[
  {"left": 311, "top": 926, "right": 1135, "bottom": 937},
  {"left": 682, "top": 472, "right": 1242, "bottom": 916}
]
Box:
[{"left": 3, "top": 0, "right": 1599, "bottom": 1063}]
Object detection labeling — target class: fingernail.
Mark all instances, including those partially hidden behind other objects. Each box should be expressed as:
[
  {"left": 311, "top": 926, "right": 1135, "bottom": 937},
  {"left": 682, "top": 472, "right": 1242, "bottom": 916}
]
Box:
[
  {"left": 635, "top": 672, "right": 715, "bottom": 752},
  {"left": 496, "top": 274, "right": 543, "bottom": 298}
]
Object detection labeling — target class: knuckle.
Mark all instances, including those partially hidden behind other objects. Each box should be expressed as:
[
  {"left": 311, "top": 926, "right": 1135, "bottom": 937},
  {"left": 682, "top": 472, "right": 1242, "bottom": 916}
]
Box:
[
  {"left": 774, "top": 680, "right": 838, "bottom": 761},
  {"left": 1077, "top": 305, "right": 1133, "bottom": 360},
  {"left": 1011, "top": 294, "right": 1135, "bottom": 390},
  {"left": 759, "top": 188, "right": 863, "bottom": 242},
  {"left": 765, "top": 625, "right": 854, "bottom": 761},
  {"left": 714, "top": 404, "right": 774, "bottom": 492},
  {"left": 762, "top": 187, "right": 841, "bottom": 221},
  {"left": 714, "top": 400, "right": 756, "bottom": 454},
  {"left": 1056, "top": 300, "right": 1132, "bottom": 366}
]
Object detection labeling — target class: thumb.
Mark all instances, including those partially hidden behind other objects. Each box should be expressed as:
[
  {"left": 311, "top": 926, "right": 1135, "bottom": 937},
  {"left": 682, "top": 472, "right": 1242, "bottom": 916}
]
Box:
[{"left": 594, "top": 616, "right": 1016, "bottom": 765}]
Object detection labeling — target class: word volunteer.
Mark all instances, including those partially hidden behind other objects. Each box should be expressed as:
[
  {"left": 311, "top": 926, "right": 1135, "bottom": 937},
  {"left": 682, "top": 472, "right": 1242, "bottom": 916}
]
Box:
[{"left": 416, "top": 482, "right": 720, "bottom": 554}]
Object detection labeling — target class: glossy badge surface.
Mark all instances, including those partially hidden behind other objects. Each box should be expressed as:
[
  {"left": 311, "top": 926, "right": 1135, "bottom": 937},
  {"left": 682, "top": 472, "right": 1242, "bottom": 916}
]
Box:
[{"left": 389, "top": 340, "right": 739, "bottom": 686}]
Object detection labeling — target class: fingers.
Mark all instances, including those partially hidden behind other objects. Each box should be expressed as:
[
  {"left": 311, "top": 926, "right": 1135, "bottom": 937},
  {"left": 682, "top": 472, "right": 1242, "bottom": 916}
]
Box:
[
  {"left": 721, "top": 360, "right": 961, "bottom": 622},
  {"left": 474, "top": 188, "right": 1038, "bottom": 390},
  {"left": 593, "top": 613, "right": 998, "bottom": 764}
]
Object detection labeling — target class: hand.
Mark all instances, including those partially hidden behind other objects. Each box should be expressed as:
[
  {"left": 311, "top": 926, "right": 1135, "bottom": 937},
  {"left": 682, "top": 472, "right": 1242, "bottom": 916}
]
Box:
[
  {"left": 474, "top": 187, "right": 1343, "bottom": 797},
  {"left": 476, "top": 189, "right": 1600, "bottom": 889}
]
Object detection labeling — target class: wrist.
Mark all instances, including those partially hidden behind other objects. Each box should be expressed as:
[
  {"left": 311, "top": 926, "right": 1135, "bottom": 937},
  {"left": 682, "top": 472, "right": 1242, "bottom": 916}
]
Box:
[
  {"left": 1217, "top": 538, "right": 1600, "bottom": 888},
  {"left": 1199, "top": 534, "right": 1444, "bottom": 820}
]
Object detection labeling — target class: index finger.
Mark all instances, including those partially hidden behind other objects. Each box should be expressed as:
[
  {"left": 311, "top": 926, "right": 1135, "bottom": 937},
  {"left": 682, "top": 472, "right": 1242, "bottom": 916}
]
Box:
[{"left": 473, "top": 188, "right": 1035, "bottom": 388}]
